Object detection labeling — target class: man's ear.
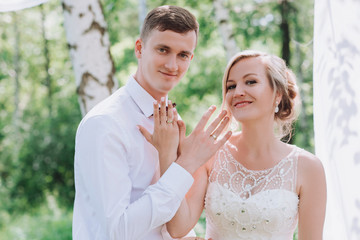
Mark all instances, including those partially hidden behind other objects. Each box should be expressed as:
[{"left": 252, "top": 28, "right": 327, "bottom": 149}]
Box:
[{"left": 135, "top": 38, "right": 142, "bottom": 59}]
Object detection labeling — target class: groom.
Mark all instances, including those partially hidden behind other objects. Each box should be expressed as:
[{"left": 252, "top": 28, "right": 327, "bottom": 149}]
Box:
[{"left": 73, "top": 5, "right": 203, "bottom": 240}]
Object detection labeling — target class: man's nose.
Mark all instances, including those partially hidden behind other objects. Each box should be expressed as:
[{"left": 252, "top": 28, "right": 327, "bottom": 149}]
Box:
[{"left": 164, "top": 55, "right": 178, "bottom": 72}]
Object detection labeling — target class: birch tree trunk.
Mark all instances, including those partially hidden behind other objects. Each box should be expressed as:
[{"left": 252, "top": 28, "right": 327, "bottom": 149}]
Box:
[
  {"left": 12, "top": 12, "right": 20, "bottom": 161},
  {"left": 40, "top": 4, "right": 52, "bottom": 117},
  {"left": 138, "top": 0, "right": 147, "bottom": 33},
  {"left": 212, "top": 0, "right": 239, "bottom": 61},
  {"left": 61, "top": 0, "right": 118, "bottom": 116}
]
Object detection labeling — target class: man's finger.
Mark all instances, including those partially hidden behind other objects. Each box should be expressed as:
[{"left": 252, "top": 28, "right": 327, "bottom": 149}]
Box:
[
  {"left": 167, "top": 100, "right": 174, "bottom": 123},
  {"left": 173, "top": 108, "right": 178, "bottom": 122},
  {"left": 177, "top": 120, "right": 186, "bottom": 142},
  {"left": 160, "top": 97, "right": 167, "bottom": 125},
  {"left": 137, "top": 125, "right": 153, "bottom": 144},
  {"left": 153, "top": 101, "right": 159, "bottom": 127}
]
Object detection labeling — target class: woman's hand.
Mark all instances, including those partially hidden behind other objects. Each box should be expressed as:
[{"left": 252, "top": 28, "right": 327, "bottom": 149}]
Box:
[
  {"left": 176, "top": 105, "right": 232, "bottom": 175},
  {"left": 138, "top": 97, "right": 179, "bottom": 175}
]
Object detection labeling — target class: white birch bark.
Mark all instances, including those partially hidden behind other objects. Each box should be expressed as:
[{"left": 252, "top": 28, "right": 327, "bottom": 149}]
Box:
[
  {"left": 61, "top": 0, "right": 118, "bottom": 116},
  {"left": 138, "top": 0, "right": 147, "bottom": 33},
  {"left": 213, "top": 0, "right": 239, "bottom": 60},
  {"left": 12, "top": 11, "right": 20, "bottom": 160}
]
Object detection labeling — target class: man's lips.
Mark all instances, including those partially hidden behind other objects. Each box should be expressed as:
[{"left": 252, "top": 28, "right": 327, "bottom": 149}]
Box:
[
  {"left": 234, "top": 100, "right": 252, "bottom": 108},
  {"left": 159, "top": 71, "right": 177, "bottom": 77}
]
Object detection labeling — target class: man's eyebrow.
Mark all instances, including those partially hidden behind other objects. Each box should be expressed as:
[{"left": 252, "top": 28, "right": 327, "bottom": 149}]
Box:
[
  {"left": 180, "top": 50, "right": 192, "bottom": 55},
  {"left": 156, "top": 44, "right": 170, "bottom": 49}
]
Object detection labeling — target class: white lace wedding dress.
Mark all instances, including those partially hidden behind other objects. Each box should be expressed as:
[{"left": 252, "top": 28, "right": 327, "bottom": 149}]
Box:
[{"left": 205, "top": 142, "right": 300, "bottom": 240}]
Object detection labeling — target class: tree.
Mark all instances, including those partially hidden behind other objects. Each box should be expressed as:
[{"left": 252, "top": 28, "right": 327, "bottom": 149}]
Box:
[
  {"left": 61, "top": 0, "right": 118, "bottom": 116},
  {"left": 212, "top": 0, "right": 239, "bottom": 60}
]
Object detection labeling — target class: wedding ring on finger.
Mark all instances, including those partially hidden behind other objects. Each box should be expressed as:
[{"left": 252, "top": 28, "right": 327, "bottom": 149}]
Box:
[
  {"left": 166, "top": 120, "right": 173, "bottom": 124},
  {"left": 210, "top": 134, "right": 217, "bottom": 140}
]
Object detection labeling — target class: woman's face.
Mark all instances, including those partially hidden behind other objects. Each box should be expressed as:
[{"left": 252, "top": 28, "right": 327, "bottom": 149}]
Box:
[{"left": 225, "top": 57, "right": 277, "bottom": 123}]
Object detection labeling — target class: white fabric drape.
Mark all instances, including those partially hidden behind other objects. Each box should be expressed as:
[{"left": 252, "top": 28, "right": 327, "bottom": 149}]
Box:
[
  {"left": 0, "top": 0, "right": 48, "bottom": 12},
  {"left": 313, "top": 0, "right": 360, "bottom": 239}
]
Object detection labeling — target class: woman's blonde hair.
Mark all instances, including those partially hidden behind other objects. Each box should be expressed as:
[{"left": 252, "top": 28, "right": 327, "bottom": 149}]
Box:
[{"left": 221, "top": 50, "right": 300, "bottom": 139}]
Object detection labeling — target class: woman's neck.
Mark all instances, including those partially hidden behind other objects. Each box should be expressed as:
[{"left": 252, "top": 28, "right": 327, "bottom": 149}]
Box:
[{"left": 233, "top": 118, "right": 282, "bottom": 164}]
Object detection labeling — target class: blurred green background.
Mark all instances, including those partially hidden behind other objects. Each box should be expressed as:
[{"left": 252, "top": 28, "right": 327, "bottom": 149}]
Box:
[{"left": 0, "top": 0, "right": 313, "bottom": 239}]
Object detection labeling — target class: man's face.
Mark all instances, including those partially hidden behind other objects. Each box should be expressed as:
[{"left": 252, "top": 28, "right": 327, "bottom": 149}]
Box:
[{"left": 134, "top": 29, "right": 197, "bottom": 100}]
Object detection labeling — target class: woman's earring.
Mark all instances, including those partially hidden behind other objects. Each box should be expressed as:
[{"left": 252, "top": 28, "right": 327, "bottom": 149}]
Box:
[{"left": 275, "top": 101, "right": 279, "bottom": 113}]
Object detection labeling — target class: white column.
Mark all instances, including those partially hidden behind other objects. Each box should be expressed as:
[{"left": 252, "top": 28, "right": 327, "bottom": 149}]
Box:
[{"left": 313, "top": 0, "right": 360, "bottom": 239}]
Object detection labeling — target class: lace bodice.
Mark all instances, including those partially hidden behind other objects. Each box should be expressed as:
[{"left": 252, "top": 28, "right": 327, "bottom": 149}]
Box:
[{"left": 205, "top": 142, "right": 300, "bottom": 240}]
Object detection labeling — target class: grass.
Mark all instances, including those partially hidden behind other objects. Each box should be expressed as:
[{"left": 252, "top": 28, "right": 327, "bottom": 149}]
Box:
[
  {"left": 0, "top": 203, "right": 298, "bottom": 240},
  {"left": 0, "top": 197, "right": 72, "bottom": 240}
]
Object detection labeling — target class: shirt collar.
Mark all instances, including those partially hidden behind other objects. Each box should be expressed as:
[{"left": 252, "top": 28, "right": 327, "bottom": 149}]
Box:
[{"left": 125, "top": 75, "right": 168, "bottom": 118}]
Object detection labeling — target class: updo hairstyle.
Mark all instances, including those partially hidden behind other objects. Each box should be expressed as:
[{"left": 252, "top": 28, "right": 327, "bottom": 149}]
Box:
[{"left": 221, "top": 50, "right": 300, "bottom": 139}]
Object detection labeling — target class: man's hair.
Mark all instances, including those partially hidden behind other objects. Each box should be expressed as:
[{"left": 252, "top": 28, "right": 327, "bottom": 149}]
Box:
[{"left": 140, "top": 5, "right": 199, "bottom": 43}]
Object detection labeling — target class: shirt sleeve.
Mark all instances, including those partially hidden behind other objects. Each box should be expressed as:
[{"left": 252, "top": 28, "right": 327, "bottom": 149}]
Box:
[{"left": 73, "top": 115, "right": 194, "bottom": 240}]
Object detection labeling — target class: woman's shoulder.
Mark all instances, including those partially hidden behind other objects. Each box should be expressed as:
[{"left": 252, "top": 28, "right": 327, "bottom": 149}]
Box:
[
  {"left": 295, "top": 147, "right": 323, "bottom": 168},
  {"left": 295, "top": 146, "right": 325, "bottom": 184}
]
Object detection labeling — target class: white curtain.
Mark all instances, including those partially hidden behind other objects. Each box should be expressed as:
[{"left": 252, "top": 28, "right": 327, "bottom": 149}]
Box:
[
  {"left": 0, "top": 0, "right": 48, "bottom": 12},
  {"left": 313, "top": 0, "right": 360, "bottom": 239}
]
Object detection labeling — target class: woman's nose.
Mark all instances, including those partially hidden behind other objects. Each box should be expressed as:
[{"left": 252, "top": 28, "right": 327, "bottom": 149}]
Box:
[{"left": 234, "top": 84, "right": 245, "bottom": 97}]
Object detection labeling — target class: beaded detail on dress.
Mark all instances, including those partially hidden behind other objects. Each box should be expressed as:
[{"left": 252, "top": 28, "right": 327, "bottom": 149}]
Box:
[{"left": 205, "top": 142, "right": 300, "bottom": 240}]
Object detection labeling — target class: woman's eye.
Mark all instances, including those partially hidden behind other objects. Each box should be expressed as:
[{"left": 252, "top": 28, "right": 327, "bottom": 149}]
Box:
[
  {"left": 227, "top": 85, "right": 236, "bottom": 90},
  {"left": 246, "top": 80, "right": 257, "bottom": 85}
]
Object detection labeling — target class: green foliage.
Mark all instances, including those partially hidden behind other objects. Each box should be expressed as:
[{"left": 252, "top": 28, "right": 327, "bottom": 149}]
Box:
[
  {"left": 0, "top": 2, "right": 81, "bottom": 215},
  {"left": 0, "top": 201, "right": 72, "bottom": 240}
]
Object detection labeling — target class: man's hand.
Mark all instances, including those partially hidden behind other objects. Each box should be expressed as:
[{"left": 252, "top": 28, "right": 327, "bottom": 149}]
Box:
[{"left": 138, "top": 98, "right": 179, "bottom": 175}]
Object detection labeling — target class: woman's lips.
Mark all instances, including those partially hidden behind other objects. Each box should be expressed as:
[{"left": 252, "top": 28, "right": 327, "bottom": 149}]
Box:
[{"left": 234, "top": 101, "right": 252, "bottom": 108}]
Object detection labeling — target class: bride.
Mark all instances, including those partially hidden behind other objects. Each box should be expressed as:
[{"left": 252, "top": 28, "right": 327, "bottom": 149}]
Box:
[{"left": 139, "top": 50, "right": 326, "bottom": 240}]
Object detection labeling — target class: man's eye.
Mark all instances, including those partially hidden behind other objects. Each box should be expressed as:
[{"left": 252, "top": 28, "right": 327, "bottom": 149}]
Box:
[
  {"left": 158, "top": 48, "right": 166, "bottom": 53},
  {"left": 180, "top": 53, "right": 189, "bottom": 59}
]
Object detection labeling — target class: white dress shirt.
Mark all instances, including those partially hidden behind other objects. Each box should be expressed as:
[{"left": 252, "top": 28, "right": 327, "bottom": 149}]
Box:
[{"left": 73, "top": 76, "right": 194, "bottom": 240}]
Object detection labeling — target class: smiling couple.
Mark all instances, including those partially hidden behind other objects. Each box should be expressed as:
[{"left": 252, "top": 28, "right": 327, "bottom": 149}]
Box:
[{"left": 72, "top": 5, "right": 326, "bottom": 240}]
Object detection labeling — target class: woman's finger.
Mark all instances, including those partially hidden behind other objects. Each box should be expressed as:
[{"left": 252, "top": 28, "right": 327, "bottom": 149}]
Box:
[
  {"left": 160, "top": 97, "right": 167, "bottom": 125},
  {"left": 193, "top": 105, "right": 216, "bottom": 132},
  {"left": 215, "top": 130, "right": 232, "bottom": 148},
  {"left": 205, "top": 110, "right": 227, "bottom": 136},
  {"left": 137, "top": 125, "right": 153, "bottom": 144},
  {"left": 209, "top": 116, "right": 229, "bottom": 141}
]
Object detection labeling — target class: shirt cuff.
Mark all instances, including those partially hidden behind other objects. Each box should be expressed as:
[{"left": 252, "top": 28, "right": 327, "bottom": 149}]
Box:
[{"left": 158, "top": 162, "right": 194, "bottom": 200}]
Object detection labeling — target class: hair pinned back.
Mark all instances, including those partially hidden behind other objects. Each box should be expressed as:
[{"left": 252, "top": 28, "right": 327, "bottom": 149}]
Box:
[{"left": 221, "top": 50, "right": 300, "bottom": 140}]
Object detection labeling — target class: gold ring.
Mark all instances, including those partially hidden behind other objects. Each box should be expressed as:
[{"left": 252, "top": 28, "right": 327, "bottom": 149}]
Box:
[
  {"left": 210, "top": 134, "right": 217, "bottom": 140},
  {"left": 167, "top": 120, "right": 173, "bottom": 124}
]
